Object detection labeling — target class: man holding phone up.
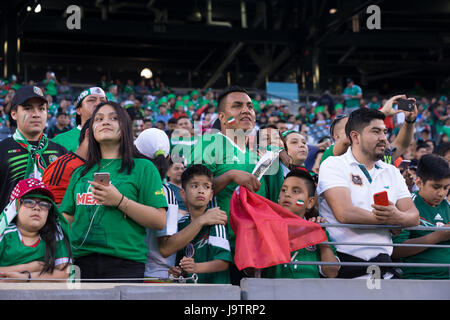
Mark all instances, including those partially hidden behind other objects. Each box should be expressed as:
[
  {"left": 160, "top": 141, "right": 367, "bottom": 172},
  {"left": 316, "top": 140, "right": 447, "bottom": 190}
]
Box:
[{"left": 317, "top": 108, "right": 419, "bottom": 279}]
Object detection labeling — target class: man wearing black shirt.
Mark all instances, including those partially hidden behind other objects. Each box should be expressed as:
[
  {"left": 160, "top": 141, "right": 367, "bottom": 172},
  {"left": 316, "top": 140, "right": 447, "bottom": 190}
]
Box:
[{"left": 0, "top": 86, "right": 67, "bottom": 211}]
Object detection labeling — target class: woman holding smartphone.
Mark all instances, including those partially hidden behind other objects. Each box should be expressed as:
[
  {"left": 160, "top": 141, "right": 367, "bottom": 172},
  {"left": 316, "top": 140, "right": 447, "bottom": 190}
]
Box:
[{"left": 60, "top": 101, "right": 167, "bottom": 282}]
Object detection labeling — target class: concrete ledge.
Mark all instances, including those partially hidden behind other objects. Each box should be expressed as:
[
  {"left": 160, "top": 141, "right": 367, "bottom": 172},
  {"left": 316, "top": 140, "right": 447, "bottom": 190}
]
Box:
[
  {"left": 0, "top": 283, "right": 120, "bottom": 300},
  {"left": 240, "top": 278, "right": 450, "bottom": 300},
  {"left": 0, "top": 283, "right": 241, "bottom": 300},
  {"left": 119, "top": 284, "right": 241, "bottom": 300}
]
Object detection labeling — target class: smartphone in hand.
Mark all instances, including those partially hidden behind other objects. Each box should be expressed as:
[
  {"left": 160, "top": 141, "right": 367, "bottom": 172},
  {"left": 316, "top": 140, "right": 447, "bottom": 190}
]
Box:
[
  {"left": 373, "top": 190, "right": 389, "bottom": 206},
  {"left": 94, "top": 172, "right": 110, "bottom": 186},
  {"left": 397, "top": 98, "right": 415, "bottom": 112}
]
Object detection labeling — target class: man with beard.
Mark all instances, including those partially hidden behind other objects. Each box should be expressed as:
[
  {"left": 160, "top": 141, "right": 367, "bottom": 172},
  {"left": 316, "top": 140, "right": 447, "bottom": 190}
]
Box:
[{"left": 317, "top": 108, "right": 419, "bottom": 279}]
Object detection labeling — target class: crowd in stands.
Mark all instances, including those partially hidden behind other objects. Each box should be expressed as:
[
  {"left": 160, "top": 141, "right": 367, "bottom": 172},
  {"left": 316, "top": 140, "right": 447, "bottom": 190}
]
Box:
[{"left": 0, "top": 71, "right": 448, "bottom": 284}]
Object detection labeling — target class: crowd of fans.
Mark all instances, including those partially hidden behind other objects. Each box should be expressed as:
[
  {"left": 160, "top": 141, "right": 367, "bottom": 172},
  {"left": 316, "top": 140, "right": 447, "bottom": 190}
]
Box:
[{"left": 0, "top": 71, "right": 448, "bottom": 284}]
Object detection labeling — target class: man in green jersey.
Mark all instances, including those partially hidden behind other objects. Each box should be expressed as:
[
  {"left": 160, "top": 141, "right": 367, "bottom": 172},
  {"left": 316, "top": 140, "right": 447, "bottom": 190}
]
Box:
[
  {"left": 51, "top": 87, "right": 106, "bottom": 152},
  {"left": 342, "top": 78, "right": 362, "bottom": 113},
  {"left": 393, "top": 154, "right": 450, "bottom": 279}
]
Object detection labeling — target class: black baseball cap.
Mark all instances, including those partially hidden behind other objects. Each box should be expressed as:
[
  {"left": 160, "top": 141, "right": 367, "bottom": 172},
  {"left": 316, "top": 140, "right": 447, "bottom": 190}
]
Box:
[
  {"left": 346, "top": 78, "right": 353, "bottom": 84},
  {"left": 11, "top": 85, "right": 47, "bottom": 110}
]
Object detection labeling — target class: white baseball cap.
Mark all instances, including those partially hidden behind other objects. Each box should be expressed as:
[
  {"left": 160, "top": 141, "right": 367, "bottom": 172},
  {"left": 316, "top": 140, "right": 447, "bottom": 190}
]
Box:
[{"left": 134, "top": 128, "right": 170, "bottom": 159}]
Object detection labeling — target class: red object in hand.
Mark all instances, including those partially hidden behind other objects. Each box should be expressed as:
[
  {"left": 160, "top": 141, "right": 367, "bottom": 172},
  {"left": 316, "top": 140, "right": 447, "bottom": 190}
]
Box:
[
  {"left": 230, "top": 186, "right": 327, "bottom": 270},
  {"left": 373, "top": 190, "right": 389, "bottom": 206}
]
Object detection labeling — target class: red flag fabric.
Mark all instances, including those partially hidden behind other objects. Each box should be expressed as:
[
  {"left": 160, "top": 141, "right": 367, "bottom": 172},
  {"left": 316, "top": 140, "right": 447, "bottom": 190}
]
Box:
[{"left": 230, "top": 186, "right": 327, "bottom": 270}]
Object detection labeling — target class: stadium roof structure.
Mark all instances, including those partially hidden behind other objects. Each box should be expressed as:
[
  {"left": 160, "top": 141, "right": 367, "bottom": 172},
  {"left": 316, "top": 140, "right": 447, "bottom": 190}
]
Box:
[{"left": 1, "top": 0, "right": 450, "bottom": 93}]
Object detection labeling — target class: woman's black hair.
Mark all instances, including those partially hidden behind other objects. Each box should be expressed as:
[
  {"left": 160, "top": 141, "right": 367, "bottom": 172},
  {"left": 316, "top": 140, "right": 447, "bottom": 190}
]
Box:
[
  {"left": 142, "top": 154, "right": 169, "bottom": 181},
  {"left": 81, "top": 101, "right": 140, "bottom": 177}
]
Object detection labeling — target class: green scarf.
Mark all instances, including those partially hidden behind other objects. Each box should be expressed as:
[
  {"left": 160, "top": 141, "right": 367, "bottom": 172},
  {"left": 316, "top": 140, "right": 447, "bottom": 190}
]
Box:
[{"left": 13, "top": 129, "right": 49, "bottom": 180}]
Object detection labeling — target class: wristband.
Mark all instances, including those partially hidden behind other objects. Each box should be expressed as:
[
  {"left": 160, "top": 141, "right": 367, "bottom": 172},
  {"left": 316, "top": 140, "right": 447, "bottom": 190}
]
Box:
[
  {"left": 116, "top": 194, "right": 124, "bottom": 208},
  {"left": 405, "top": 118, "right": 416, "bottom": 124},
  {"left": 21, "top": 270, "right": 31, "bottom": 283}
]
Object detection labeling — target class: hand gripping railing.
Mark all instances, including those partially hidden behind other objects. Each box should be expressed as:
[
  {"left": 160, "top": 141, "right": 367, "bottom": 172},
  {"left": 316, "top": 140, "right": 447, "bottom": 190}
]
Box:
[{"left": 283, "top": 223, "right": 450, "bottom": 270}]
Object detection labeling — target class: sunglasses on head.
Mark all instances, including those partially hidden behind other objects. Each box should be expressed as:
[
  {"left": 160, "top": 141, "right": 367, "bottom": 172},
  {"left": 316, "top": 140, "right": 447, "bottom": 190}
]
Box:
[
  {"left": 330, "top": 114, "right": 348, "bottom": 136},
  {"left": 20, "top": 198, "right": 52, "bottom": 211},
  {"left": 293, "top": 166, "right": 319, "bottom": 184}
]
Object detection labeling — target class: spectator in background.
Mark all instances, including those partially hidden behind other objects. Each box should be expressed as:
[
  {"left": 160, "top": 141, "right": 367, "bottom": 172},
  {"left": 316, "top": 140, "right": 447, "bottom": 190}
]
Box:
[
  {"left": 47, "top": 112, "right": 71, "bottom": 139},
  {"left": 276, "top": 120, "right": 289, "bottom": 134},
  {"left": 368, "top": 96, "right": 381, "bottom": 110},
  {"left": 43, "top": 72, "right": 58, "bottom": 98},
  {"left": 135, "top": 79, "right": 149, "bottom": 97},
  {"left": 143, "top": 118, "right": 153, "bottom": 130},
  {"left": 60, "top": 101, "right": 167, "bottom": 282},
  {"left": 415, "top": 142, "right": 430, "bottom": 161},
  {"left": 0, "top": 86, "right": 67, "bottom": 211},
  {"left": 155, "top": 103, "right": 172, "bottom": 124},
  {"left": 57, "top": 78, "right": 72, "bottom": 98},
  {"left": 436, "top": 142, "right": 450, "bottom": 162},
  {"left": 318, "top": 90, "right": 335, "bottom": 116},
  {"left": 166, "top": 159, "right": 188, "bottom": 216},
  {"left": 342, "top": 78, "right": 362, "bottom": 114},
  {"left": 156, "top": 120, "right": 166, "bottom": 131},
  {"left": 393, "top": 154, "right": 450, "bottom": 279},
  {"left": 106, "top": 85, "right": 119, "bottom": 102},
  {"left": 127, "top": 96, "right": 145, "bottom": 121},
  {"left": 320, "top": 115, "right": 350, "bottom": 164},
  {"left": 317, "top": 108, "right": 419, "bottom": 279},
  {"left": 132, "top": 119, "right": 144, "bottom": 138}
]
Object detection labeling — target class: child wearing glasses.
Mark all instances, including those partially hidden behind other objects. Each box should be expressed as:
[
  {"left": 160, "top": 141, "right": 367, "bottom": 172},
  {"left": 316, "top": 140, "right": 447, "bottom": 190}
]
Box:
[{"left": 0, "top": 178, "right": 71, "bottom": 282}]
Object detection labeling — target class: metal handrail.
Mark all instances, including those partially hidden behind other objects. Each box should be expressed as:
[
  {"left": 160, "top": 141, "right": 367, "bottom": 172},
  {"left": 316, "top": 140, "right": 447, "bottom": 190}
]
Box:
[{"left": 319, "top": 223, "right": 450, "bottom": 231}]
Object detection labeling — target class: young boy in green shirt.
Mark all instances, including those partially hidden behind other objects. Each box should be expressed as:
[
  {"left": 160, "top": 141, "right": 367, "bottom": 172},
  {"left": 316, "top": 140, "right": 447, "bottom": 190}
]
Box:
[
  {"left": 392, "top": 154, "right": 450, "bottom": 279},
  {"left": 168, "top": 164, "right": 232, "bottom": 283},
  {"left": 263, "top": 168, "right": 340, "bottom": 279}
]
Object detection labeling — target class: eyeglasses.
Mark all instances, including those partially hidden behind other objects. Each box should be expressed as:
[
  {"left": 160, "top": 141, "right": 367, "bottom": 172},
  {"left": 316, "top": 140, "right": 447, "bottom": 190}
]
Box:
[{"left": 20, "top": 198, "right": 52, "bottom": 211}]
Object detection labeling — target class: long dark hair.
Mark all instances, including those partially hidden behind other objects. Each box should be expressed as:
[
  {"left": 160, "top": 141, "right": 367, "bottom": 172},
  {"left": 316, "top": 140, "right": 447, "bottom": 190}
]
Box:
[{"left": 81, "top": 101, "right": 141, "bottom": 177}]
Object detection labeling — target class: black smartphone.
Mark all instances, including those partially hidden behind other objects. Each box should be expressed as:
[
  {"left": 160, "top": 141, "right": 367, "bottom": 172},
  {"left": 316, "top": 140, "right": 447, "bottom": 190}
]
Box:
[
  {"left": 397, "top": 98, "right": 415, "bottom": 112},
  {"left": 398, "top": 160, "right": 411, "bottom": 171}
]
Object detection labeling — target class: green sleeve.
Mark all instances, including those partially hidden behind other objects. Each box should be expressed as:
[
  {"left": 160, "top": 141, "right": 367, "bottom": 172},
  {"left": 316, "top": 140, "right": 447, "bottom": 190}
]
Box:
[
  {"left": 393, "top": 229, "right": 411, "bottom": 244},
  {"left": 320, "top": 145, "right": 334, "bottom": 164}
]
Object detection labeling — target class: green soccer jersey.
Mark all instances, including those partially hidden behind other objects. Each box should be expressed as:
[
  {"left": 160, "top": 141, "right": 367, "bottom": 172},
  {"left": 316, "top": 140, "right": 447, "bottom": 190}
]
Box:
[
  {"left": 60, "top": 158, "right": 168, "bottom": 263},
  {"left": 342, "top": 85, "right": 362, "bottom": 108},
  {"left": 393, "top": 192, "right": 450, "bottom": 279},
  {"left": 176, "top": 215, "right": 232, "bottom": 284},
  {"left": 320, "top": 144, "right": 335, "bottom": 164},
  {"left": 190, "top": 132, "right": 267, "bottom": 250},
  {"left": 51, "top": 127, "right": 81, "bottom": 153},
  {"left": 263, "top": 232, "right": 336, "bottom": 279},
  {"left": 0, "top": 224, "right": 70, "bottom": 267}
]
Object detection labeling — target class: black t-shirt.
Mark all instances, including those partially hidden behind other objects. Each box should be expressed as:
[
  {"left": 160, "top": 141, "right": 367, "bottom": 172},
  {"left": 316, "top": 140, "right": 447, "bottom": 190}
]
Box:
[{"left": 0, "top": 137, "right": 67, "bottom": 211}]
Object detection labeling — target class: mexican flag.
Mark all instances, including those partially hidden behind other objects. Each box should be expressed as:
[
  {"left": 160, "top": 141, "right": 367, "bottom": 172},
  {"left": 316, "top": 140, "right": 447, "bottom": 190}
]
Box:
[{"left": 230, "top": 186, "right": 326, "bottom": 270}]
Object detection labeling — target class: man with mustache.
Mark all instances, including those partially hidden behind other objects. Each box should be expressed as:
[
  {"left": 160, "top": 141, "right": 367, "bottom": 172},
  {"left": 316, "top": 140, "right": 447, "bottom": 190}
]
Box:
[
  {"left": 190, "top": 86, "right": 267, "bottom": 285},
  {"left": 317, "top": 108, "right": 419, "bottom": 279}
]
